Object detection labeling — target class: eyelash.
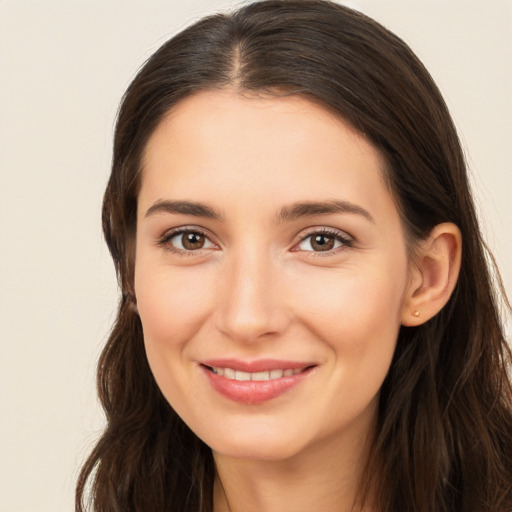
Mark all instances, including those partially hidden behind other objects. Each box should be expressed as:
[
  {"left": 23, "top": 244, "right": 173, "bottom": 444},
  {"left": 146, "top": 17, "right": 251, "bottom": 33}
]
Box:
[
  {"left": 156, "top": 226, "right": 354, "bottom": 256},
  {"left": 292, "top": 228, "right": 354, "bottom": 256},
  {"left": 156, "top": 227, "right": 218, "bottom": 256}
]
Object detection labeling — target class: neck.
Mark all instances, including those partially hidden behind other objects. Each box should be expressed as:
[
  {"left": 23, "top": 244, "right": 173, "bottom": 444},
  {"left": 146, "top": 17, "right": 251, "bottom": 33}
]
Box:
[{"left": 212, "top": 419, "right": 377, "bottom": 512}]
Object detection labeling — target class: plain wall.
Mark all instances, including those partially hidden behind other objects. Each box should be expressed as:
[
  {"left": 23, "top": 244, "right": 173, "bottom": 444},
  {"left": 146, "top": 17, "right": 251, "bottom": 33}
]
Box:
[{"left": 0, "top": 1, "right": 510, "bottom": 511}]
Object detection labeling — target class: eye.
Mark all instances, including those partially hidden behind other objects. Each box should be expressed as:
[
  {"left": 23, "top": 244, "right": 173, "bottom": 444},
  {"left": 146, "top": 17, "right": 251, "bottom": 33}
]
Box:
[
  {"left": 158, "top": 228, "right": 217, "bottom": 253},
  {"left": 295, "top": 229, "right": 353, "bottom": 253}
]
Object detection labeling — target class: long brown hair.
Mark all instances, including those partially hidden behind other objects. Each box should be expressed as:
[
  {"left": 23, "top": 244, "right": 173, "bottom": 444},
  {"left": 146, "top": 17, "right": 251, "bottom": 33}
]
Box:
[{"left": 76, "top": 1, "right": 512, "bottom": 510}]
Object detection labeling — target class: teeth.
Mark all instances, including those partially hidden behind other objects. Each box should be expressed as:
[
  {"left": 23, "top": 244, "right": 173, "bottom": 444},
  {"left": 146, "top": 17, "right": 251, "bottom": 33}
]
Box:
[
  {"left": 270, "top": 369, "right": 283, "bottom": 379},
  {"left": 252, "top": 371, "right": 270, "bottom": 381},
  {"left": 209, "top": 366, "right": 305, "bottom": 381}
]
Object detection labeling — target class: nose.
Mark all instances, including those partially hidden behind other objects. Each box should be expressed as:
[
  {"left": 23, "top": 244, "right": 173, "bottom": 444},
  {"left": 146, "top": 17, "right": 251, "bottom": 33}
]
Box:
[{"left": 214, "top": 248, "right": 290, "bottom": 344}]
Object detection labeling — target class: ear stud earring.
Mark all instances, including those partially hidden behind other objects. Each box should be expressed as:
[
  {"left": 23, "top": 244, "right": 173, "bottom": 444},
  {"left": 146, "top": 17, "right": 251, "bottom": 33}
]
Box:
[{"left": 413, "top": 310, "right": 420, "bottom": 317}]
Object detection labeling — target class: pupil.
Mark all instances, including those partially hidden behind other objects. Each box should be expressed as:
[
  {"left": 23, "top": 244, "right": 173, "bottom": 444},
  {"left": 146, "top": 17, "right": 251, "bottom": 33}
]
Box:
[
  {"left": 312, "top": 234, "right": 334, "bottom": 251},
  {"left": 183, "top": 232, "right": 204, "bottom": 250}
]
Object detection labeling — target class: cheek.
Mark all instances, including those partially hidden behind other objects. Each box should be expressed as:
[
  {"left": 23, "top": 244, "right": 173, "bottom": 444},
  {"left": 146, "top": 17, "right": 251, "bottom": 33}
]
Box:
[
  {"left": 293, "top": 268, "right": 405, "bottom": 430},
  {"left": 292, "top": 263, "right": 407, "bottom": 338},
  {"left": 291, "top": 261, "right": 407, "bottom": 392},
  {"left": 134, "top": 261, "right": 219, "bottom": 414},
  {"left": 134, "top": 261, "right": 217, "bottom": 347}
]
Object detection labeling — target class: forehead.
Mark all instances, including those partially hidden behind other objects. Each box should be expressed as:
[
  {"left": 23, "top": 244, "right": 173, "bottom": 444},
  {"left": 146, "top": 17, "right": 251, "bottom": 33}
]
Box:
[
  {"left": 143, "top": 90, "right": 376, "bottom": 164},
  {"left": 139, "top": 90, "right": 391, "bottom": 219}
]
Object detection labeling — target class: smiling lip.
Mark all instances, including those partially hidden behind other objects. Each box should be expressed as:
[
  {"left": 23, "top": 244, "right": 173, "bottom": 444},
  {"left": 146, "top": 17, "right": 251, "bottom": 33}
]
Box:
[{"left": 200, "top": 358, "right": 316, "bottom": 405}]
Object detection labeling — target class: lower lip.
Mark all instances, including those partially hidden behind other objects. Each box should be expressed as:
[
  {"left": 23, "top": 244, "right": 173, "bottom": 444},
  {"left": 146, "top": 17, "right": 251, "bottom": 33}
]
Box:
[{"left": 201, "top": 366, "right": 313, "bottom": 405}]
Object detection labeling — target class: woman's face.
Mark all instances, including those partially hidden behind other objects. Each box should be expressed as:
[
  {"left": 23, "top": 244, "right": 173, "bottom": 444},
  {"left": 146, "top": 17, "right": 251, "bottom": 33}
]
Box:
[{"left": 135, "top": 90, "right": 413, "bottom": 460}]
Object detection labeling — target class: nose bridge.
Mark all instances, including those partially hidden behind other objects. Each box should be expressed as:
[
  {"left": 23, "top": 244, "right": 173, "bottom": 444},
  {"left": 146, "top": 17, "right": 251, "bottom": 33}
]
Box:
[{"left": 216, "top": 243, "right": 286, "bottom": 343}]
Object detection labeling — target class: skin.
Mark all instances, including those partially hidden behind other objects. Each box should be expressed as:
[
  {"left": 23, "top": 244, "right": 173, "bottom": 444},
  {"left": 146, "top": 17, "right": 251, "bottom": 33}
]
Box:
[{"left": 134, "top": 90, "right": 461, "bottom": 512}]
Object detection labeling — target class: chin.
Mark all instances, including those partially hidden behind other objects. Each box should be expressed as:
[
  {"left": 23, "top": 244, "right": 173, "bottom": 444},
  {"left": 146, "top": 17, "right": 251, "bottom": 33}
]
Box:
[
  {"left": 212, "top": 440, "right": 303, "bottom": 462},
  {"left": 200, "top": 425, "right": 307, "bottom": 462}
]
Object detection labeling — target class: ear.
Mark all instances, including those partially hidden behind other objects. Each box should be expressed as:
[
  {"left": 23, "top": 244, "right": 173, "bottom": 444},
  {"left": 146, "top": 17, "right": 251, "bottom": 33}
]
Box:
[{"left": 401, "top": 222, "right": 462, "bottom": 326}]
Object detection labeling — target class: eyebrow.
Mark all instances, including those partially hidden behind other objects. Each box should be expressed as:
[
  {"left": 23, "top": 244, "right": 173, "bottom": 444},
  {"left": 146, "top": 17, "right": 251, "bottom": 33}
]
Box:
[
  {"left": 277, "top": 200, "right": 375, "bottom": 224},
  {"left": 144, "top": 198, "right": 374, "bottom": 224},
  {"left": 144, "top": 200, "right": 223, "bottom": 220}
]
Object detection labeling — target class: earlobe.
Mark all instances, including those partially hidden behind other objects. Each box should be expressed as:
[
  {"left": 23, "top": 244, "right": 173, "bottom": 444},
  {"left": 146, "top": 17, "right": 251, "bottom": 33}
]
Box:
[
  {"left": 401, "top": 223, "right": 462, "bottom": 326},
  {"left": 127, "top": 292, "right": 139, "bottom": 315}
]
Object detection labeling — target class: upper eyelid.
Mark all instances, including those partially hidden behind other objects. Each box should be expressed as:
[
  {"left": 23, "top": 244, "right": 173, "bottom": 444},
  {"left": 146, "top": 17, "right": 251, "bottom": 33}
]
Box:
[
  {"left": 159, "top": 225, "right": 214, "bottom": 239},
  {"left": 293, "top": 226, "right": 353, "bottom": 242},
  {"left": 299, "top": 226, "right": 350, "bottom": 236}
]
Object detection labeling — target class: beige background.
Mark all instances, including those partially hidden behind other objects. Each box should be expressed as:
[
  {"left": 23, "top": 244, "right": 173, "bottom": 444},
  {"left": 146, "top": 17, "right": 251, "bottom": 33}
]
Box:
[{"left": 0, "top": 1, "right": 510, "bottom": 511}]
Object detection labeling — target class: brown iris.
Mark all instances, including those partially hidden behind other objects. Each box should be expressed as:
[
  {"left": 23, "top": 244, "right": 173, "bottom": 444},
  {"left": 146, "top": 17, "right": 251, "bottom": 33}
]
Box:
[
  {"left": 310, "top": 234, "right": 335, "bottom": 251},
  {"left": 182, "top": 232, "right": 205, "bottom": 250}
]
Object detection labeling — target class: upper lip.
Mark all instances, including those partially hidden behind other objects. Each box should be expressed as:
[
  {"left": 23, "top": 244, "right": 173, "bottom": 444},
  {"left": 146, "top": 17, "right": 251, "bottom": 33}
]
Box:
[{"left": 200, "top": 358, "right": 317, "bottom": 373}]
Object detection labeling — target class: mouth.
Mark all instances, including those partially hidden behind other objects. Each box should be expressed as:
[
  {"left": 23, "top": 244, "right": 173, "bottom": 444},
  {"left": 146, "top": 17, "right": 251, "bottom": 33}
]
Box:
[
  {"left": 202, "top": 365, "right": 309, "bottom": 381},
  {"left": 199, "top": 360, "right": 317, "bottom": 404}
]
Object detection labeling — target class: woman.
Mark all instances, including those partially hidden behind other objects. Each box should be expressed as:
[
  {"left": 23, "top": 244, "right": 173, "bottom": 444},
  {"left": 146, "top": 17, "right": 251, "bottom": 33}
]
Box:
[{"left": 76, "top": 1, "right": 512, "bottom": 511}]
